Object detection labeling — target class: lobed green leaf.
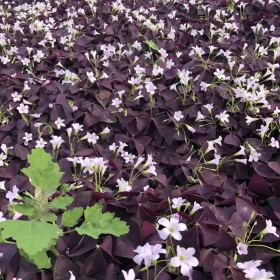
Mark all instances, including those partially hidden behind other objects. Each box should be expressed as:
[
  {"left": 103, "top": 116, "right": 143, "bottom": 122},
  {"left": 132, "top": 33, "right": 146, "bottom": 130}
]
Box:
[
  {"left": 0, "top": 220, "right": 62, "bottom": 268},
  {"left": 62, "top": 207, "right": 83, "bottom": 227},
  {"left": 50, "top": 195, "right": 74, "bottom": 210},
  {"left": 76, "top": 203, "right": 129, "bottom": 239},
  {"left": 22, "top": 148, "right": 64, "bottom": 196}
]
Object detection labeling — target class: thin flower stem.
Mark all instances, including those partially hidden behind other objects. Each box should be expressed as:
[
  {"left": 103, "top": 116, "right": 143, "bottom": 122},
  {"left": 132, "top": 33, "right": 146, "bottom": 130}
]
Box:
[
  {"left": 154, "top": 266, "right": 168, "bottom": 280},
  {"left": 248, "top": 244, "right": 280, "bottom": 254}
]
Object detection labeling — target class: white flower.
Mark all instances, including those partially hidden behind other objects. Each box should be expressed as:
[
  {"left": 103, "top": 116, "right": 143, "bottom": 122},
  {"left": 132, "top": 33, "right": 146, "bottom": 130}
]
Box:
[
  {"left": 109, "top": 143, "right": 118, "bottom": 152},
  {"left": 157, "top": 217, "right": 187, "bottom": 240},
  {"left": 152, "top": 65, "right": 163, "bottom": 76},
  {"left": 67, "top": 127, "right": 73, "bottom": 137},
  {"left": 83, "top": 132, "right": 99, "bottom": 145},
  {"left": 261, "top": 219, "right": 279, "bottom": 237},
  {"left": 234, "top": 158, "right": 248, "bottom": 165},
  {"left": 234, "top": 146, "right": 246, "bottom": 156},
  {"left": 158, "top": 48, "right": 168, "bottom": 59},
  {"left": 145, "top": 154, "right": 157, "bottom": 166},
  {"left": 23, "top": 132, "right": 33, "bottom": 146},
  {"left": 236, "top": 242, "right": 248, "bottom": 255},
  {"left": 112, "top": 98, "right": 122, "bottom": 108},
  {"left": 200, "top": 81, "right": 210, "bottom": 92},
  {"left": 81, "top": 157, "right": 108, "bottom": 175},
  {"left": 101, "top": 127, "right": 110, "bottom": 134},
  {"left": 33, "top": 50, "right": 44, "bottom": 62},
  {"left": 145, "top": 81, "right": 156, "bottom": 95},
  {"left": 143, "top": 185, "right": 150, "bottom": 191},
  {"left": 72, "top": 123, "right": 83, "bottom": 134},
  {"left": 122, "top": 269, "right": 139, "bottom": 280},
  {"left": 204, "top": 104, "right": 213, "bottom": 113},
  {"left": 248, "top": 147, "right": 261, "bottom": 162},
  {"left": 86, "top": 71, "right": 96, "bottom": 83},
  {"left": 6, "top": 185, "right": 19, "bottom": 203},
  {"left": 11, "top": 91, "right": 22, "bottom": 102},
  {"left": 178, "top": 69, "right": 192, "bottom": 85},
  {"left": 170, "top": 246, "right": 199, "bottom": 276},
  {"left": 257, "top": 125, "right": 269, "bottom": 139},
  {"left": 190, "top": 202, "right": 203, "bottom": 215},
  {"left": 133, "top": 243, "right": 166, "bottom": 268},
  {"left": 244, "top": 268, "right": 274, "bottom": 280},
  {"left": 270, "top": 137, "right": 279, "bottom": 149},
  {"left": 122, "top": 152, "right": 136, "bottom": 164},
  {"left": 55, "top": 117, "right": 65, "bottom": 130},
  {"left": 173, "top": 111, "right": 184, "bottom": 122},
  {"left": 172, "top": 197, "right": 186, "bottom": 209},
  {"left": 134, "top": 156, "right": 145, "bottom": 169},
  {"left": 195, "top": 111, "right": 205, "bottom": 122},
  {"left": 0, "top": 144, "right": 10, "bottom": 155},
  {"left": 36, "top": 138, "right": 47, "bottom": 148},
  {"left": 0, "top": 181, "right": 5, "bottom": 190},
  {"left": 13, "top": 211, "right": 22, "bottom": 220},
  {"left": 0, "top": 211, "right": 6, "bottom": 222},
  {"left": 117, "top": 178, "right": 132, "bottom": 192},
  {"left": 132, "top": 41, "right": 142, "bottom": 51},
  {"left": 237, "top": 260, "right": 262, "bottom": 271},
  {"left": 206, "top": 153, "right": 221, "bottom": 166},
  {"left": 214, "top": 69, "right": 229, "bottom": 80},
  {"left": 166, "top": 59, "right": 174, "bottom": 69},
  {"left": 50, "top": 135, "right": 64, "bottom": 150},
  {"left": 245, "top": 115, "right": 259, "bottom": 125},
  {"left": 0, "top": 153, "right": 7, "bottom": 167},
  {"left": 69, "top": 271, "right": 76, "bottom": 280},
  {"left": 215, "top": 111, "right": 229, "bottom": 124},
  {"left": 17, "top": 103, "right": 29, "bottom": 114},
  {"left": 144, "top": 165, "right": 157, "bottom": 176}
]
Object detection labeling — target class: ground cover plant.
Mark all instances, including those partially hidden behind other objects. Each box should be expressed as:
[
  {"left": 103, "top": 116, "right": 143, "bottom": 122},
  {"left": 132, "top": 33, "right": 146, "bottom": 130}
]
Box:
[{"left": 0, "top": 0, "right": 279, "bottom": 279}]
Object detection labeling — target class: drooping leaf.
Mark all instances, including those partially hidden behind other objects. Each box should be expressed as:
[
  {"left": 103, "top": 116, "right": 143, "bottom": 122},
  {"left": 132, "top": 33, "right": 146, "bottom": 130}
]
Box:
[
  {"left": 62, "top": 207, "right": 83, "bottom": 227},
  {"left": 22, "top": 148, "right": 64, "bottom": 196},
  {"left": 144, "top": 40, "right": 159, "bottom": 51},
  {"left": 0, "top": 220, "right": 62, "bottom": 268},
  {"left": 50, "top": 195, "right": 74, "bottom": 210},
  {"left": 76, "top": 204, "right": 129, "bottom": 239}
]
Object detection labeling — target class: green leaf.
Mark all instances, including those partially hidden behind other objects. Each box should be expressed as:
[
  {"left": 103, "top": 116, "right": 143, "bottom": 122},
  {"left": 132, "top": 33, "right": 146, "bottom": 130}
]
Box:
[
  {"left": 76, "top": 204, "right": 129, "bottom": 239},
  {"left": 145, "top": 40, "right": 159, "bottom": 51},
  {"left": 13, "top": 204, "right": 36, "bottom": 216},
  {"left": 0, "top": 233, "right": 4, "bottom": 243},
  {"left": 62, "top": 208, "right": 83, "bottom": 227},
  {"left": 0, "top": 220, "right": 62, "bottom": 268},
  {"left": 28, "top": 250, "right": 51, "bottom": 269},
  {"left": 41, "top": 212, "right": 57, "bottom": 223},
  {"left": 50, "top": 195, "right": 74, "bottom": 210},
  {"left": 22, "top": 148, "right": 64, "bottom": 196},
  {"left": 60, "top": 183, "right": 71, "bottom": 193}
]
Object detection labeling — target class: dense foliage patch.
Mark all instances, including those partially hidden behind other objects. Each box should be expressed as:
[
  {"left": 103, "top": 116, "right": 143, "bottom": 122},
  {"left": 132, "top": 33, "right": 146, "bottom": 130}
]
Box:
[{"left": 0, "top": 0, "right": 279, "bottom": 279}]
